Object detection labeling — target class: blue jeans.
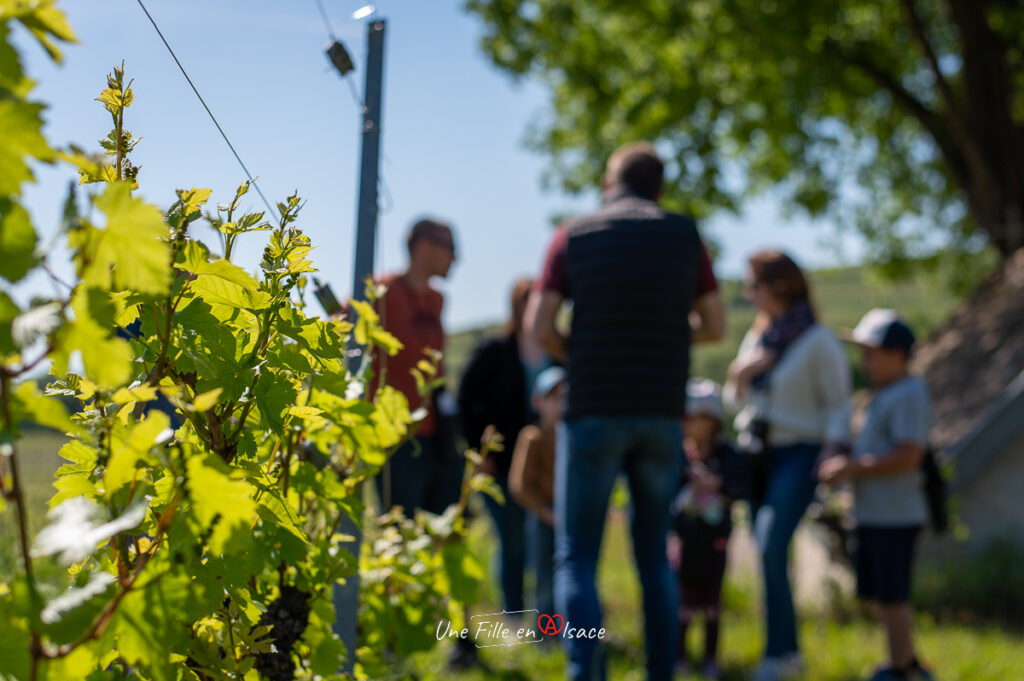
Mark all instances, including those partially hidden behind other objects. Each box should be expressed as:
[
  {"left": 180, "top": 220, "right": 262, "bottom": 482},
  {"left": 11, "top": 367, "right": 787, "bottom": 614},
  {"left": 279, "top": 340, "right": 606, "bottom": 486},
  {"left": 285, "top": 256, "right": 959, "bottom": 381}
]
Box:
[
  {"left": 527, "top": 513, "right": 556, "bottom": 616},
  {"left": 482, "top": 473, "right": 527, "bottom": 613},
  {"left": 375, "top": 436, "right": 463, "bottom": 514},
  {"left": 555, "top": 416, "right": 682, "bottom": 681},
  {"left": 750, "top": 443, "right": 820, "bottom": 658}
]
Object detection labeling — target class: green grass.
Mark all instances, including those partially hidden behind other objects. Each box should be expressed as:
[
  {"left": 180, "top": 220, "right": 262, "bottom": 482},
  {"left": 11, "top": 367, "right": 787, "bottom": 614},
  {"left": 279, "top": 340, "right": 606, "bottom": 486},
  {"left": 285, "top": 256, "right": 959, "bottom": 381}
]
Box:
[{"left": 410, "top": 511, "right": 1024, "bottom": 681}]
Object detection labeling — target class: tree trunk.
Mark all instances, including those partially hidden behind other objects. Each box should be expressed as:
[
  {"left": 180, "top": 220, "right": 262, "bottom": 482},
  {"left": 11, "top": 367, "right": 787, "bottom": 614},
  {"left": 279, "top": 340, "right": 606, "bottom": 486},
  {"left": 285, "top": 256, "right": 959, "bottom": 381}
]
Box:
[
  {"left": 948, "top": 0, "right": 1024, "bottom": 257},
  {"left": 972, "top": 196, "right": 1024, "bottom": 257}
]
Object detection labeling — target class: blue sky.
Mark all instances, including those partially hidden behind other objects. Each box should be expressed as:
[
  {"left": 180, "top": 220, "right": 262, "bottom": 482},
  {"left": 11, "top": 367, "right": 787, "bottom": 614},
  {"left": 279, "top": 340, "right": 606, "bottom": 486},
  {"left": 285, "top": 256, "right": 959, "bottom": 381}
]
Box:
[{"left": 14, "top": 0, "right": 863, "bottom": 331}]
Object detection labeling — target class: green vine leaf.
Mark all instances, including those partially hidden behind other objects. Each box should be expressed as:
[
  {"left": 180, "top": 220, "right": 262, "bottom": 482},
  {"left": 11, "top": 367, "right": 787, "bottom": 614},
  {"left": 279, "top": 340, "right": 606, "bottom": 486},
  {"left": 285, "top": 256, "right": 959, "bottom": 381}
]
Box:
[
  {"left": 0, "top": 98, "right": 52, "bottom": 195},
  {"left": 89, "top": 182, "right": 171, "bottom": 295},
  {"left": 52, "top": 286, "right": 133, "bottom": 388},
  {"left": 0, "top": 199, "right": 38, "bottom": 282},
  {"left": 186, "top": 454, "right": 257, "bottom": 555},
  {"left": 103, "top": 411, "right": 170, "bottom": 497}
]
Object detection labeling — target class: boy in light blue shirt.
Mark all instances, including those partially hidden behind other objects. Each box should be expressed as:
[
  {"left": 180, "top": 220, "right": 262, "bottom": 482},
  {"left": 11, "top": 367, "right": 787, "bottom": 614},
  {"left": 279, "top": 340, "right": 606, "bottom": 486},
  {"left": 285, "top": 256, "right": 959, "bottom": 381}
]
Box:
[{"left": 818, "top": 309, "right": 935, "bottom": 681}]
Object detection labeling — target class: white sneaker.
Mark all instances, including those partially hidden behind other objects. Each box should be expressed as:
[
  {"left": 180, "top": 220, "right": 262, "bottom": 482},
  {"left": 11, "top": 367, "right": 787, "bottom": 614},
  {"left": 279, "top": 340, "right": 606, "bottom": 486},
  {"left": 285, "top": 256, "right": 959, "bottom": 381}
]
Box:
[
  {"left": 779, "top": 652, "right": 805, "bottom": 677},
  {"left": 751, "top": 653, "right": 805, "bottom": 681}
]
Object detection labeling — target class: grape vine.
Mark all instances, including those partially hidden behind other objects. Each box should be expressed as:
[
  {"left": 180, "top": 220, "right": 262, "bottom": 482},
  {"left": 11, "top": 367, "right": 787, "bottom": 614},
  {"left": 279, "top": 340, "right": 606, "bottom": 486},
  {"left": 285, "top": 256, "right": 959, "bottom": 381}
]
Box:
[{"left": 0, "top": 4, "right": 496, "bottom": 680}]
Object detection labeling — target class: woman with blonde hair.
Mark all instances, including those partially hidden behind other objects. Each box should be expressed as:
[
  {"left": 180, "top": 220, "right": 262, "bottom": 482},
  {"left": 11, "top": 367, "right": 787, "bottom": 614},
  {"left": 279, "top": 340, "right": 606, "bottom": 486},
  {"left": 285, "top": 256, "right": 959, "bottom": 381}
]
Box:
[{"left": 725, "top": 250, "right": 850, "bottom": 681}]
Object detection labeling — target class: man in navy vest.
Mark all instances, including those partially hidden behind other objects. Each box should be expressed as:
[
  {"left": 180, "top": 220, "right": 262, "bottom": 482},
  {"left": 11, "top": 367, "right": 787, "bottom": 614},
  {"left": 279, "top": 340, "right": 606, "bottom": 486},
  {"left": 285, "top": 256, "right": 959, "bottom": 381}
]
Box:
[{"left": 527, "top": 142, "right": 726, "bottom": 681}]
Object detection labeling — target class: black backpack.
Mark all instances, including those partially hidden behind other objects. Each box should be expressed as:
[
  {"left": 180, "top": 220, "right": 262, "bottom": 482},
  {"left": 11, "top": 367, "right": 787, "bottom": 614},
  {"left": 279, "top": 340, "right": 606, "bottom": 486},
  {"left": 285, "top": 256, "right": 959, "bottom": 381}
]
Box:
[{"left": 921, "top": 447, "right": 949, "bottom": 534}]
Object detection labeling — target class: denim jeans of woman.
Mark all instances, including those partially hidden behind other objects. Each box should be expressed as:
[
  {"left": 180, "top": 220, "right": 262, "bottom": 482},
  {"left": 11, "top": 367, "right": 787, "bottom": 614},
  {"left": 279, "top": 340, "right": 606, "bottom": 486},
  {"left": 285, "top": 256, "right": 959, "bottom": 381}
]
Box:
[{"left": 750, "top": 442, "right": 820, "bottom": 659}]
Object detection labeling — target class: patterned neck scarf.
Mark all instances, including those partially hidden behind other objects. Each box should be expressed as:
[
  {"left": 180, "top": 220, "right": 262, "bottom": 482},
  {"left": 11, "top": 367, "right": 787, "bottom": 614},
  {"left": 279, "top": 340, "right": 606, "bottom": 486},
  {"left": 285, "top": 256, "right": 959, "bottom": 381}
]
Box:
[{"left": 751, "top": 300, "right": 816, "bottom": 389}]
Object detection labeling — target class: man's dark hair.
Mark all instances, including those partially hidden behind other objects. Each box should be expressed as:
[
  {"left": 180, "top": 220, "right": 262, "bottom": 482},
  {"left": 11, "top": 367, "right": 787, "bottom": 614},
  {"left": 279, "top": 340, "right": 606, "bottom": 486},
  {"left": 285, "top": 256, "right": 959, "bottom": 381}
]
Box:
[
  {"left": 406, "top": 218, "right": 452, "bottom": 254},
  {"left": 605, "top": 142, "right": 664, "bottom": 200}
]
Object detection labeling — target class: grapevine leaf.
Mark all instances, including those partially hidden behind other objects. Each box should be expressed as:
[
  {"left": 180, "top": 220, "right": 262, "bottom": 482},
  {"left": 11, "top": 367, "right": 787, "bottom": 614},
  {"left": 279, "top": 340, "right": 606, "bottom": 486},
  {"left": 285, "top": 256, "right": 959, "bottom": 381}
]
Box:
[
  {"left": 440, "top": 541, "right": 483, "bottom": 604},
  {"left": 469, "top": 473, "right": 505, "bottom": 505},
  {"left": 181, "top": 240, "right": 272, "bottom": 310},
  {"left": 104, "top": 411, "right": 170, "bottom": 496},
  {"left": 192, "top": 387, "right": 222, "bottom": 412},
  {"left": 39, "top": 572, "right": 116, "bottom": 644},
  {"left": 188, "top": 269, "right": 272, "bottom": 311},
  {"left": 345, "top": 419, "right": 385, "bottom": 466},
  {"left": 55, "top": 440, "right": 98, "bottom": 476},
  {"left": 91, "top": 182, "right": 171, "bottom": 294},
  {"left": 181, "top": 241, "right": 260, "bottom": 290},
  {"left": 186, "top": 454, "right": 256, "bottom": 554},
  {"left": 0, "top": 588, "right": 32, "bottom": 680},
  {"left": 372, "top": 385, "right": 411, "bottom": 450},
  {"left": 54, "top": 286, "right": 133, "bottom": 388},
  {"left": 0, "top": 98, "right": 52, "bottom": 195},
  {"left": 50, "top": 470, "right": 97, "bottom": 507},
  {"left": 13, "top": 3, "right": 77, "bottom": 63},
  {"left": 39, "top": 645, "right": 102, "bottom": 679},
  {"left": 0, "top": 198, "right": 38, "bottom": 282},
  {"left": 176, "top": 186, "right": 211, "bottom": 217},
  {"left": 287, "top": 404, "right": 326, "bottom": 429},
  {"left": 58, "top": 147, "right": 115, "bottom": 185},
  {"left": 14, "top": 379, "right": 72, "bottom": 433},
  {"left": 350, "top": 299, "right": 403, "bottom": 354},
  {"left": 0, "top": 20, "right": 28, "bottom": 93},
  {"left": 112, "top": 563, "right": 201, "bottom": 681},
  {"left": 304, "top": 599, "right": 347, "bottom": 674},
  {"left": 111, "top": 383, "right": 158, "bottom": 404},
  {"left": 109, "top": 290, "right": 148, "bottom": 328},
  {"left": 275, "top": 306, "right": 347, "bottom": 362},
  {"left": 53, "top": 438, "right": 99, "bottom": 507},
  {"left": 255, "top": 488, "right": 308, "bottom": 545},
  {"left": 254, "top": 371, "right": 296, "bottom": 432},
  {"left": 0, "top": 289, "right": 17, "bottom": 353}
]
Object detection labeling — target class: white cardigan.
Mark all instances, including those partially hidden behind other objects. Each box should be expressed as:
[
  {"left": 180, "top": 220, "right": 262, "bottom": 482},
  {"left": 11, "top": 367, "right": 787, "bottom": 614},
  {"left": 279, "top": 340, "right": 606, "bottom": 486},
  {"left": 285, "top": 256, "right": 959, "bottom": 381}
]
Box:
[{"left": 725, "top": 324, "right": 851, "bottom": 447}]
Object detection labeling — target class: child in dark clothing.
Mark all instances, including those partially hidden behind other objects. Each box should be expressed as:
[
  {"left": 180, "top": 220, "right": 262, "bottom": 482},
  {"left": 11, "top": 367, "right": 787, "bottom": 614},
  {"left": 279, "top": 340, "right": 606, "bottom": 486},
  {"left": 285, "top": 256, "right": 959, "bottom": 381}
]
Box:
[{"left": 670, "top": 379, "right": 748, "bottom": 680}]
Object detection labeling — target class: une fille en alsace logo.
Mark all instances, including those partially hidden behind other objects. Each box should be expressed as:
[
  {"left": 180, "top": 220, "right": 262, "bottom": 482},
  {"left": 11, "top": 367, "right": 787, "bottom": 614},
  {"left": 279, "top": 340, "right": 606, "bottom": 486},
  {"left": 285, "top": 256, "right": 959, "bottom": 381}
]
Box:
[{"left": 436, "top": 610, "right": 608, "bottom": 648}]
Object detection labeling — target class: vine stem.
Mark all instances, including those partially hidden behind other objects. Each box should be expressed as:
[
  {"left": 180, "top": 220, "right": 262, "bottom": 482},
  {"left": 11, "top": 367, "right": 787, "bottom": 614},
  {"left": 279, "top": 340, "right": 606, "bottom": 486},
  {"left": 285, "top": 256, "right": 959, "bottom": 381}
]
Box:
[
  {"left": 0, "top": 373, "right": 43, "bottom": 680},
  {"left": 114, "top": 95, "right": 123, "bottom": 183},
  {"left": 223, "top": 601, "right": 240, "bottom": 673},
  {"left": 48, "top": 506, "right": 174, "bottom": 660},
  {"left": 0, "top": 377, "right": 35, "bottom": 578},
  {"left": 147, "top": 276, "right": 191, "bottom": 386}
]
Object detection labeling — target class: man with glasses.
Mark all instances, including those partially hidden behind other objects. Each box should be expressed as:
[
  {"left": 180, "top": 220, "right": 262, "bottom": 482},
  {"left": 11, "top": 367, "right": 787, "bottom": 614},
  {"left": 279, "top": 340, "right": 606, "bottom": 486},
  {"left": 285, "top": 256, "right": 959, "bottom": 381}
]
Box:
[{"left": 371, "top": 218, "right": 460, "bottom": 515}]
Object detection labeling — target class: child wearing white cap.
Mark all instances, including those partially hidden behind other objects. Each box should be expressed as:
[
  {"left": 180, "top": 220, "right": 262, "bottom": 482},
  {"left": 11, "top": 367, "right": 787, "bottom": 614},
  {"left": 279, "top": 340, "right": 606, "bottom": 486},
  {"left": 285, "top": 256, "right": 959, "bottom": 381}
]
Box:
[
  {"left": 670, "top": 378, "right": 749, "bottom": 680},
  {"left": 819, "top": 309, "right": 935, "bottom": 681},
  {"left": 509, "top": 366, "right": 566, "bottom": 618}
]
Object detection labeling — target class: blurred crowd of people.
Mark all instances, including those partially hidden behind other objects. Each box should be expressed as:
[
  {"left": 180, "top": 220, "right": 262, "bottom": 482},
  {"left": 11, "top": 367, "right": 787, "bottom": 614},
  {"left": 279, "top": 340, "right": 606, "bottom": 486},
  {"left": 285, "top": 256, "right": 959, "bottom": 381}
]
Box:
[{"left": 360, "top": 143, "right": 936, "bottom": 681}]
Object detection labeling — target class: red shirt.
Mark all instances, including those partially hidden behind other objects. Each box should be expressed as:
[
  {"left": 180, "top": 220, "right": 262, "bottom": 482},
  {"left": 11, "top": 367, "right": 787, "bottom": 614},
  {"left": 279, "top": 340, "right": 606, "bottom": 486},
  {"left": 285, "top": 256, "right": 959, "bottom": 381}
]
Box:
[
  {"left": 536, "top": 225, "right": 719, "bottom": 298},
  {"left": 371, "top": 273, "right": 444, "bottom": 436}
]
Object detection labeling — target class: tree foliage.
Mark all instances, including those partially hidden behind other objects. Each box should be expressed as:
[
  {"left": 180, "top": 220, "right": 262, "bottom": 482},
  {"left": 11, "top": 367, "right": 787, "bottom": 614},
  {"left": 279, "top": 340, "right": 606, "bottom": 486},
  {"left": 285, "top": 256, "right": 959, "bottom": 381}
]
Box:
[
  {"left": 467, "top": 0, "right": 1024, "bottom": 267},
  {"left": 0, "top": 4, "right": 493, "bottom": 679}
]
